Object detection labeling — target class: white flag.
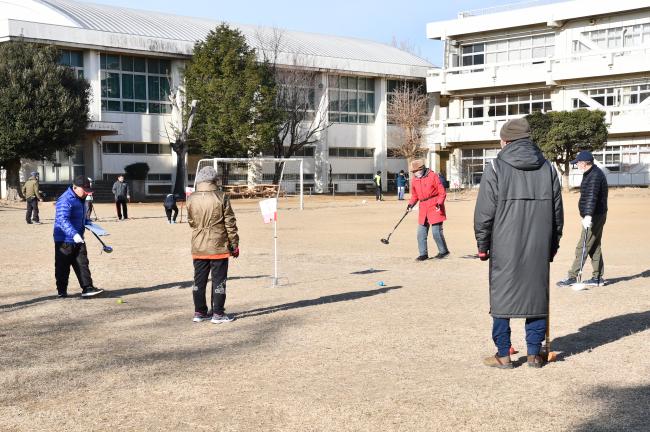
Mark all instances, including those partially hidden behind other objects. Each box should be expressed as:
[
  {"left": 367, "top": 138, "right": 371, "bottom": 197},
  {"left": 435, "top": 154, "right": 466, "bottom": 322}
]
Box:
[{"left": 259, "top": 198, "right": 277, "bottom": 224}]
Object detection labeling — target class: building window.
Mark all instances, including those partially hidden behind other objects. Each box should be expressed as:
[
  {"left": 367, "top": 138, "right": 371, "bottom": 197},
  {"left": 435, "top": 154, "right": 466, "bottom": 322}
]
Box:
[
  {"left": 580, "top": 24, "right": 650, "bottom": 51},
  {"left": 278, "top": 72, "right": 317, "bottom": 120},
  {"left": 147, "top": 173, "right": 173, "bottom": 182},
  {"left": 328, "top": 75, "right": 375, "bottom": 124},
  {"left": 328, "top": 147, "right": 374, "bottom": 158},
  {"left": 286, "top": 146, "right": 315, "bottom": 157},
  {"left": 102, "top": 142, "right": 172, "bottom": 154},
  {"left": 461, "top": 148, "right": 499, "bottom": 185},
  {"left": 623, "top": 84, "right": 650, "bottom": 105},
  {"left": 330, "top": 173, "right": 374, "bottom": 181},
  {"left": 461, "top": 34, "right": 554, "bottom": 67},
  {"left": 463, "top": 92, "right": 552, "bottom": 122},
  {"left": 59, "top": 50, "right": 84, "bottom": 79},
  {"left": 100, "top": 54, "right": 172, "bottom": 114}
]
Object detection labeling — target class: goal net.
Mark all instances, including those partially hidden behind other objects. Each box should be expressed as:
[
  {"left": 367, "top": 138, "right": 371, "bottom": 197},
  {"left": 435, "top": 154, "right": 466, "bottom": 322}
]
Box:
[{"left": 194, "top": 158, "right": 304, "bottom": 210}]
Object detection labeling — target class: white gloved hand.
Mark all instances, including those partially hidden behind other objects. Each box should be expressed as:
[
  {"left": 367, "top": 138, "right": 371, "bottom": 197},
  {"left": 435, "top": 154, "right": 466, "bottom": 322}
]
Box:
[
  {"left": 73, "top": 233, "right": 84, "bottom": 244},
  {"left": 581, "top": 215, "right": 592, "bottom": 230}
]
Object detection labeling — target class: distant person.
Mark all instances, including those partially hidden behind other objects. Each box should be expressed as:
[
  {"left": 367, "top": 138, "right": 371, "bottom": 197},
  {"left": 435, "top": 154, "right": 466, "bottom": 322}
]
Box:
[
  {"left": 85, "top": 177, "right": 94, "bottom": 221},
  {"left": 187, "top": 166, "right": 239, "bottom": 324},
  {"left": 164, "top": 193, "right": 179, "bottom": 224},
  {"left": 112, "top": 175, "right": 130, "bottom": 220},
  {"left": 374, "top": 170, "right": 382, "bottom": 201},
  {"left": 53, "top": 176, "right": 104, "bottom": 298},
  {"left": 407, "top": 160, "right": 449, "bottom": 261},
  {"left": 557, "top": 151, "right": 608, "bottom": 288},
  {"left": 474, "top": 118, "right": 563, "bottom": 369},
  {"left": 22, "top": 171, "right": 42, "bottom": 224},
  {"left": 396, "top": 170, "right": 407, "bottom": 200}
]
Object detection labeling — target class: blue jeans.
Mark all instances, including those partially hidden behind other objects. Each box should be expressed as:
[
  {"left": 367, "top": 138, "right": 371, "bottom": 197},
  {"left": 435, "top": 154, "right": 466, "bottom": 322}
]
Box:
[
  {"left": 417, "top": 222, "right": 448, "bottom": 256},
  {"left": 492, "top": 317, "right": 546, "bottom": 357},
  {"left": 397, "top": 186, "right": 405, "bottom": 200}
]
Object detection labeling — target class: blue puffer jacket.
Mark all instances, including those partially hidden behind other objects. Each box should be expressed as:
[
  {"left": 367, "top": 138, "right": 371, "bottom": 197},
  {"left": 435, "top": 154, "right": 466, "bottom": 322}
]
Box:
[{"left": 54, "top": 187, "right": 86, "bottom": 243}]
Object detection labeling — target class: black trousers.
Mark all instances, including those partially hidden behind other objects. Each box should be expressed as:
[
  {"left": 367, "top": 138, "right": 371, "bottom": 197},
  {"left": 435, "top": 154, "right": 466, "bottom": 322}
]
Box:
[
  {"left": 165, "top": 206, "right": 178, "bottom": 222},
  {"left": 193, "top": 258, "right": 228, "bottom": 314},
  {"left": 85, "top": 201, "right": 94, "bottom": 220},
  {"left": 375, "top": 186, "right": 382, "bottom": 200},
  {"left": 26, "top": 198, "right": 40, "bottom": 223},
  {"left": 55, "top": 242, "right": 94, "bottom": 294},
  {"left": 115, "top": 197, "right": 128, "bottom": 219}
]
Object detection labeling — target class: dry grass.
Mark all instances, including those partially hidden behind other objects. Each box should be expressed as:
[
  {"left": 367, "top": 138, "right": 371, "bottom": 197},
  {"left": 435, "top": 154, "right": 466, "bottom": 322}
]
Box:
[{"left": 0, "top": 189, "right": 649, "bottom": 431}]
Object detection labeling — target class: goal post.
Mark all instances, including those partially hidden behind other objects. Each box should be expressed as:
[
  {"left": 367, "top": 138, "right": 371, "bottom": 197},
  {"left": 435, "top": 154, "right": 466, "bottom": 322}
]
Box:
[{"left": 194, "top": 157, "right": 304, "bottom": 210}]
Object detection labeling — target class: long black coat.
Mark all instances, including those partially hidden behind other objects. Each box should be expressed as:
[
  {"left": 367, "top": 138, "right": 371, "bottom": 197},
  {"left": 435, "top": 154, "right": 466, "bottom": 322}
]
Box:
[{"left": 474, "top": 139, "right": 564, "bottom": 318}]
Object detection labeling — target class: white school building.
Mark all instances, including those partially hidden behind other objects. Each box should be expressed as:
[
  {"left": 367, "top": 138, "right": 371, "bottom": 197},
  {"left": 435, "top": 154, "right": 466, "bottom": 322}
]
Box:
[
  {"left": 425, "top": 0, "right": 650, "bottom": 187},
  {"left": 1, "top": 0, "right": 432, "bottom": 197}
]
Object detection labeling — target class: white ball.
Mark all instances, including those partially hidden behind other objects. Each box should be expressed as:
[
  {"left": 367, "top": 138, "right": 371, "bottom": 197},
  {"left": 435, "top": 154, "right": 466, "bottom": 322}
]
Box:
[{"left": 362, "top": 200, "right": 367, "bottom": 204}]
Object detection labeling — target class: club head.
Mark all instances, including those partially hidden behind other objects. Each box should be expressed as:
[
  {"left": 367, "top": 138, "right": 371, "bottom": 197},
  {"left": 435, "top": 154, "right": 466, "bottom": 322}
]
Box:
[
  {"left": 380, "top": 238, "right": 389, "bottom": 245},
  {"left": 103, "top": 246, "right": 113, "bottom": 253}
]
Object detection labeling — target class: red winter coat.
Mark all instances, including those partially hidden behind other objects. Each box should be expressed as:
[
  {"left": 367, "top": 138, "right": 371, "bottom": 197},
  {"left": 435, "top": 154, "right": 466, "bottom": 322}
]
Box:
[{"left": 409, "top": 170, "right": 447, "bottom": 225}]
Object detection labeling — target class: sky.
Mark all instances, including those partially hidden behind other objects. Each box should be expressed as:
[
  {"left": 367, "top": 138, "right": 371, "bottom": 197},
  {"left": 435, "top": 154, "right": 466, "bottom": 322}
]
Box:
[{"left": 89, "top": 0, "right": 535, "bottom": 66}]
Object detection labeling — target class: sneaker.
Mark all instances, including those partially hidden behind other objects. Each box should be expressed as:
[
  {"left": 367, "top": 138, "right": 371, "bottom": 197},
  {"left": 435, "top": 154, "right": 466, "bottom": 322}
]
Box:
[
  {"left": 192, "top": 311, "right": 211, "bottom": 322},
  {"left": 168, "top": 220, "right": 172, "bottom": 224},
  {"left": 171, "top": 221, "right": 176, "bottom": 224},
  {"left": 483, "top": 354, "right": 513, "bottom": 369},
  {"left": 415, "top": 255, "right": 429, "bottom": 261},
  {"left": 556, "top": 277, "right": 576, "bottom": 287},
  {"left": 583, "top": 278, "right": 606, "bottom": 287},
  {"left": 26, "top": 221, "right": 33, "bottom": 225},
  {"left": 57, "top": 292, "right": 68, "bottom": 298},
  {"left": 81, "top": 287, "right": 104, "bottom": 298},
  {"left": 32, "top": 221, "right": 42, "bottom": 225},
  {"left": 527, "top": 355, "right": 545, "bottom": 368},
  {"left": 434, "top": 252, "right": 450, "bottom": 259},
  {"left": 211, "top": 313, "right": 234, "bottom": 324}
]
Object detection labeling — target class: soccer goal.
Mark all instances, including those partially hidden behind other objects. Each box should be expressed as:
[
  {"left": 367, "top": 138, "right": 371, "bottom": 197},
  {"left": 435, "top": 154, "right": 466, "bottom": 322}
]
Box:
[{"left": 194, "top": 158, "right": 305, "bottom": 210}]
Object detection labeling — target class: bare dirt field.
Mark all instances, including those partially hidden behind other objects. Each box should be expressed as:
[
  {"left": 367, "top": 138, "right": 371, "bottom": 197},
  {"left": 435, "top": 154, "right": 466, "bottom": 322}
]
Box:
[{"left": 1, "top": 189, "right": 649, "bottom": 432}]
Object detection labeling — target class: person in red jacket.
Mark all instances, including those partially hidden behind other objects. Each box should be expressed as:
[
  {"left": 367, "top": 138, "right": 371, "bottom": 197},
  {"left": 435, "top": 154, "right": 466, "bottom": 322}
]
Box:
[{"left": 407, "top": 159, "right": 450, "bottom": 261}]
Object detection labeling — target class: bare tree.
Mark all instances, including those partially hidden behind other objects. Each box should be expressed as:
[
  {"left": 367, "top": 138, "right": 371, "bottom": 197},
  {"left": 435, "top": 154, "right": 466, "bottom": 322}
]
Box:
[
  {"left": 165, "top": 83, "right": 198, "bottom": 197},
  {"left": 387, "top": 82, "right": 430, "bottom": 166},
  {"left": 256, "top": 28, "right": 331, "bottom": 183}
]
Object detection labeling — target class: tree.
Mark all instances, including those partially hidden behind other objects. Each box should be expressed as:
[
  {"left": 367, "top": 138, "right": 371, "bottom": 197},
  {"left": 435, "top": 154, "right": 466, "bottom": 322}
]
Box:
[
  {"left": 527, "top": 109, "right": 609, "bottom": 189},
  {"left": 387, "top": 81, "right": 430, "bottom": 166},
  {"left": 184, "top": 24, "right": 279, "bottom": 159},
  {"left": 256, "top": 28, "right": 331, "bottom": 184},
  {"left": 0, "top": 40, "right": 90, "bottom": 200},
  {"left": 166, "top": 83, "right": 198, "bottom": 197}
]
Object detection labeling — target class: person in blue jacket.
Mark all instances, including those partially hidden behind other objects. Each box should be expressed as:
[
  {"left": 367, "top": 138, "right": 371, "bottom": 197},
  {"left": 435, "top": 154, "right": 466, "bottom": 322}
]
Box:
[
  {"left": 54, "top": 176, "right": 104, "bottom": 298},
  {"left": 396, "top": 170, "right": 407, "bottom": 200}
]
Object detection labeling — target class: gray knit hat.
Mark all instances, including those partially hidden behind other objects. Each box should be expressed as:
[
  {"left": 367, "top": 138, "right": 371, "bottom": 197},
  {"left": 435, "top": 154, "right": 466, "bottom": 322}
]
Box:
[
  {"left": 195, "top": 166, "right": 217, "bottom": 184},
  {"left": 500, "top": 118, "right": 531, "bottom": 142}
]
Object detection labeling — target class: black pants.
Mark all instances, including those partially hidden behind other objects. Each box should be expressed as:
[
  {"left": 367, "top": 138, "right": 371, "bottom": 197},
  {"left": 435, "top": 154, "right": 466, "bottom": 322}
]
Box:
[
  {"left": 375, "top": 186, "right": 382, "bottom": 200},
  {"left": 55, "top": 242, "right": 93, "bottom": 294},
  {"left": 115, "top": 197, "right": 128, "bottom": 219},
  {"left": 85, "top": 201, "right": 94, "bottom": 220},
  {"left": 165, "top": 206, "right": 178, "bottom": 222},
  {"left": 26, "top": 198, "right": 39, "bottom": 223},
  {"left": 193, "top": 258, "right": 228, "bottom": 314}
]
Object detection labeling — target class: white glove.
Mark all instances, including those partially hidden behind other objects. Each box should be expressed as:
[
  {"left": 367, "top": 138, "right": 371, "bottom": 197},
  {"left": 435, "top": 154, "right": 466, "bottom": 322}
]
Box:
[
  {"left": 581, "top": 215, "right": 592, "bottom": 230},
  {"left": 73, "top": 233, "right": 84, "bottom": 244}
]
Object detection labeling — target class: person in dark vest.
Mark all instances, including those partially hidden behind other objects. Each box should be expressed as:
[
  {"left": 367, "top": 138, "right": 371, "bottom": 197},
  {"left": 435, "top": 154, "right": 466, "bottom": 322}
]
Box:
[
  {"left": 556, "top": 151, "right": 608, "bottom": 287},
  {"left": 164, "top": 193, "right": 179, "bottom": 224},
  {"left": 112, "top": 175, "right": 130, "bottom": 220},
  {"left": 474, "top": 118, "right": 564, "bottom": 369},
  {"left": 396, "top": 170, "right": 407, "bottom": 200},
  {"left": 22, "top": 171, "right": 42, "bottom": 224}
]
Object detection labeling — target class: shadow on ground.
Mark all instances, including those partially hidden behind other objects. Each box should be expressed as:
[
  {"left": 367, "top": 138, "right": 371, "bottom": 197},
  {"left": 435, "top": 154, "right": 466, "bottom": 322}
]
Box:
[
  {"left": 576, "top": 385, "right": 650, "bottom": 431},
  {"left": 605, "top": 269, "right": 650, "bottom": 285},
  {"left": 553, "top": 310, "right": 650, "bottom": 360},
  {"left": 236, "top": 285, "right": 402, "bottom": 319}
]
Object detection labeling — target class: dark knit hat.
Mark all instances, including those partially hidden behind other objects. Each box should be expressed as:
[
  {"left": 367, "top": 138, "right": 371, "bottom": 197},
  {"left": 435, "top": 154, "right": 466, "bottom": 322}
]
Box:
[{"left": 500, "top": 118, "right": 531, "bottom": 142}]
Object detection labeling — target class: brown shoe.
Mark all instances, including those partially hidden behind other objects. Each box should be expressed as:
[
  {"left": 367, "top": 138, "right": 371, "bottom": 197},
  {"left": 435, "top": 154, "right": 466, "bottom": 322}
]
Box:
[
  {"left": 483, "top": 354, "right": 513, "bottom": 369},
  {"left": 527, "top": 355, "right": 545, "bottom": 368}
]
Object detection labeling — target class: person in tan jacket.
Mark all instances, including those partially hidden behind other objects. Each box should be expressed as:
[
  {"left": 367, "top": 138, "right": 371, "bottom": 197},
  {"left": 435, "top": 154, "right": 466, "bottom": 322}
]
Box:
[
  {"left": 187, "top": 166, "right": 239, "bottom": 324},
  {"left": 22, "top": 172, "right": 42, "bottom": 224}
]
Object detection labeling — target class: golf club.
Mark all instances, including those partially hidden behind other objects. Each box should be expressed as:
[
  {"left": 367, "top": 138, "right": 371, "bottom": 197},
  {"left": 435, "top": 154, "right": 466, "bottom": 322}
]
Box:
[
  {"left": 572, "top": 227, "right": 589, "bottom": 291},
  {"left": 88, "top": 229, "right": 113, "bottom": 253},
  {"left": 380, "top": 209, "right": 411, "bottom": 245}
]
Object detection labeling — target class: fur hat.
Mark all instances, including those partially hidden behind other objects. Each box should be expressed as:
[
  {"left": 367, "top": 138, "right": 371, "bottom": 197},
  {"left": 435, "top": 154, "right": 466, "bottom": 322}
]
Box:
[
  {"left": 195, "top": 166, "right": 218, "bottom": 184},
  {"left": 409, "top": 159, "right": 425, "bottom": 172},
  {"left": 500, "top": 118, "right": 531, "bottom": 142}
]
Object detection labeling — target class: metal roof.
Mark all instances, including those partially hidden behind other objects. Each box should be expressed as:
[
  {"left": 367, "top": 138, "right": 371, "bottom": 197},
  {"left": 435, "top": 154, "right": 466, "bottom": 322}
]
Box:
[{"left": 33, "top": 0, "right": 433, "bottom": 70}]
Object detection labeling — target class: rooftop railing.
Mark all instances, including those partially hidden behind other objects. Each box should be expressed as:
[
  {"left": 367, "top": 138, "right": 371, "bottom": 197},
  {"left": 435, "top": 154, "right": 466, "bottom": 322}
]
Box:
[{"left": 458, "top": 0, "right": 566, "bottom": 17}]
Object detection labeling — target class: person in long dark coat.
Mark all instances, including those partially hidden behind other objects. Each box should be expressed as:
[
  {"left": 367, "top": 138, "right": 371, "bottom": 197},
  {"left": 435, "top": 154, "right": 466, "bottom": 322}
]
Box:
[{"left": 474, "top": 118, "right": 564, "bottom": 369}]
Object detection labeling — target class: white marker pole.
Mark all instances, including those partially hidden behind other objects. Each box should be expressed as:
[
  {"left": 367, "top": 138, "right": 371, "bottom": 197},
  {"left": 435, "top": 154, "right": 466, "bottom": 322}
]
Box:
[{"left": 273, "top": 215, "right": 278, "bottom": 287}]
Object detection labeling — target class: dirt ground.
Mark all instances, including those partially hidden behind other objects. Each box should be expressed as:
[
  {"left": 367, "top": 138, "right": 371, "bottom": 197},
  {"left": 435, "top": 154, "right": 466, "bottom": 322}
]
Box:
[{"left": 1, "top": 188, "right": 648, "bottom": 432}]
